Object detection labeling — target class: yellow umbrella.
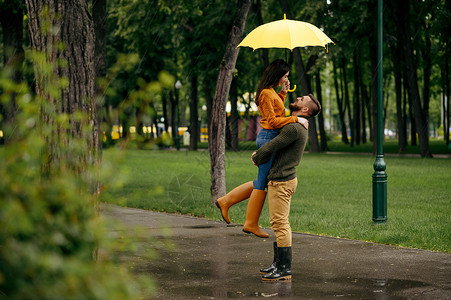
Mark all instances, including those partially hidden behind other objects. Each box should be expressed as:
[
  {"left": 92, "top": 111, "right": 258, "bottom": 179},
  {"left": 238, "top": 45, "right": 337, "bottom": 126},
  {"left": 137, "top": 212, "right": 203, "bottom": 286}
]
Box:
[
  {"left": 237, "top": 14, "right": 334, "bottom": 92},
  {"left": 237, "top": 14, "right": 334, "bottom": 51}
]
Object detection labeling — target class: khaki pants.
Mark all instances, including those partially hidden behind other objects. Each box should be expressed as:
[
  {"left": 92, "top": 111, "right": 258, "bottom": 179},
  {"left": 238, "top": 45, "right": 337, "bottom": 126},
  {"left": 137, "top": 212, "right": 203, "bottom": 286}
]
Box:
[{"left": 267, "top": 177, "right": 297, "bottom": 247}]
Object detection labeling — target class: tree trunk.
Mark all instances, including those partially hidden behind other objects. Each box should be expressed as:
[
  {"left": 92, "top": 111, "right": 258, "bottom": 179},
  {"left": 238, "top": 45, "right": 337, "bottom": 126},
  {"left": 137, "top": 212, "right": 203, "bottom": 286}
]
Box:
[
  {"left": 169, "top": 90, "right": 177, "bottom": 143},
  {"left": 353, "top": 51, "right": 361, "bottom": 145},
  {"left": 392, "top": 40, "right": 407, "bottom": 152},
  {"left": 225, "top": 116, "right": 232, "bottom": 148},
  {"left": 180, "top": 100, "right": 186, "bottom": 127},
  {"left": 26, "top": 0, "right": 98, "bottom": 176},
  {"left": 292, "top": 47, "right": 320, "bottom": 152},
  {"left": 444, "top": 55, "right": 450, "bottom": 146},
  {"left": 395, "top": 70, "right": 407, "bottom": 152},
  {"left": 383, "top": 78, "right": 390, "bottom": 140},
  {"left": 316, "top": 72, "right": 328, "bottom": 151},
  {"left": 162, "top": 94, "right": 169, "bottom": 133},
  {"left": 203, "top": 80, "right": 213, "bottom": 145},
  {"left": 0, "top": 3, "right": 24, "bottom": 144},
  {"left": 360, "top": 68, "right": 368, "bottom": 144},
  {"left": 368, "top": 23, "right": 378, "bottom": 153},
  {"left": 293, "top": 50, "right": 308, "bottom": 94},
  {"left": 209, "top": 0, "right": 251, "bottom": 203},
  {"left": 397, "top": 0, "right": 432, "bottom": 157},
  {"left": 230, "top": 76, "right": 240, "bottom": 151},
  {"left": 422, "top": 27, "right": 432, "bottom": 133},
  {"left": 253, "top": 0, "right": 269, "bottom": 67},
  {"left": 305, "top": 55, "right": 320, "bottom": 152},
  {"left": 92, "top": 0, "right": 106, "bottom": 196},
  {"left": 333, "top": 59, "right": 348, "bottom": 143},
  {"left": 342, "top": 58, "right": 353, "bottom": 147},
  {"left": 93, "top": 0, "right": 106, "bottom": 85},
  {"left": 189, "top": 73, "right": 199, "bottom": 150},
  {"left": 406, "top": 75, "right": 417, "bottom": 146}
]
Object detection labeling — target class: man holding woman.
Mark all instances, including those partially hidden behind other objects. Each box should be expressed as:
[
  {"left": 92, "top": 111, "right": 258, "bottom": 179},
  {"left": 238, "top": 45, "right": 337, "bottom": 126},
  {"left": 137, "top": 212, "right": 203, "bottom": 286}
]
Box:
[
  {"left": 215, "top": 59, "right": 322, "bottom": 281},
  {"left": 253, "top": 94, "right": 321, "bottom": 281}
]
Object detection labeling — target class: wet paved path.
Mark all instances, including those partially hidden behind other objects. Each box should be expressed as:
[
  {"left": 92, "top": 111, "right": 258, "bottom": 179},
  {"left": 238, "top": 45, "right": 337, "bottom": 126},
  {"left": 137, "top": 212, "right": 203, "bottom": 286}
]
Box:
[{"left": 101, "top": 204, "right": 451, "bottom": 299}]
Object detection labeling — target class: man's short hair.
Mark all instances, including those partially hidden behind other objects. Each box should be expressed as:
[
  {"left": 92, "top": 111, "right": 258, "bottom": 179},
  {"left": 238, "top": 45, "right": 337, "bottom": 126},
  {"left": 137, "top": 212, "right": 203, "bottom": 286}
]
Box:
[{"left": 307, "top": 93, "right": 321, "bottom": 117}]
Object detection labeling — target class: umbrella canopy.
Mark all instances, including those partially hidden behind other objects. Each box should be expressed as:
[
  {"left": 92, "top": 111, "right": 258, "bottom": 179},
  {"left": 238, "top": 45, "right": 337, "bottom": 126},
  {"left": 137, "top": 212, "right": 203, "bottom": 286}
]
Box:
[{"left": 237, "top": 14, "right": 334, "bottom": 51}]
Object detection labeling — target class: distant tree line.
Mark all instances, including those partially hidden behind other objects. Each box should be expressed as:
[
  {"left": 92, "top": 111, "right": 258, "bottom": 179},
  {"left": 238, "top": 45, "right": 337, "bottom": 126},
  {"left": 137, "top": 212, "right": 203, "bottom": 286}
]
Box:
[{"left": 1, "top": 0, "right": 449, "bottom": 158}]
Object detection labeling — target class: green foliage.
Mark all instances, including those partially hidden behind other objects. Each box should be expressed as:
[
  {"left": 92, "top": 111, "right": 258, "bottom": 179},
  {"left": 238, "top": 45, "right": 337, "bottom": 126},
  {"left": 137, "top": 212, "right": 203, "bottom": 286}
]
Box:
[
  {"left": 101, "top": 149, "right": 451, "bottom": 252},
  {"left": 101, "top": 0, "right": 450, "bottom": 152},
  {"left": 0, "top": 0, "right": 26, "bottom": 14},
  {"left": 97, "top": 50, "right": 175, "bottom": 148},
  {"left": 0, "top": 55, "right": 154, "bottom": 299}
]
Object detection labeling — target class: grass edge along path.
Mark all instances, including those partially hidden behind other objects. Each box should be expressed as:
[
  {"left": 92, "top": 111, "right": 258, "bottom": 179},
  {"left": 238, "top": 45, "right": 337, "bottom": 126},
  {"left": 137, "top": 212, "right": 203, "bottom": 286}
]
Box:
[{"left": 101, "top": 149, "right": 451, "bottom": 253}]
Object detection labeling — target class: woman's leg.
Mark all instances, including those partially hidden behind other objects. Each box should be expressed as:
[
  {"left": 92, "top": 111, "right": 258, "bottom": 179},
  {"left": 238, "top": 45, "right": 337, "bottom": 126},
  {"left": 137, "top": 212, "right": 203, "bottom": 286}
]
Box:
[
  {"left": 242, "top": 129, "right": 279, "bottom": 238},
  {"left": 253, "top": 128, "right": 279, "bottom": 190},
  {"left": 215, "top": 181, "right": 254, "bottom": 224},
  {"left": 253, "top": 156, "right": 275, "bottom": 190}
]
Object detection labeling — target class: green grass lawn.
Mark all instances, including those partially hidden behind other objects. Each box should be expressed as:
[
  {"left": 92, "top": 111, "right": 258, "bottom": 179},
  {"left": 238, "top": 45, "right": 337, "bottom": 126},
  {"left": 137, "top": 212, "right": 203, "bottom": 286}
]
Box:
[{"left": 101, "top": 149, "right": 451, "bottom": 252}]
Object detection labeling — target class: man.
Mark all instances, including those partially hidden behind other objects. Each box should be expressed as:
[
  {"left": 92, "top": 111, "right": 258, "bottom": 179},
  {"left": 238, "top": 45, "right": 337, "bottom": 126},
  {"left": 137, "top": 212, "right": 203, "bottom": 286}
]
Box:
[{"left": 251, "top": 94, "right": 321, "bottom": 281}]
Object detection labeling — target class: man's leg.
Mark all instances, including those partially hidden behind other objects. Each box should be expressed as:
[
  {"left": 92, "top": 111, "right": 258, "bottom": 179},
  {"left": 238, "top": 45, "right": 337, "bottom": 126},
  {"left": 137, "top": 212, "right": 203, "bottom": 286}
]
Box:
[
  {"left": 262, "top": 178, "right": 297, "bottom": 281},
  {"left": 267, "top": 178, "right": 297, "bottom": 247}
]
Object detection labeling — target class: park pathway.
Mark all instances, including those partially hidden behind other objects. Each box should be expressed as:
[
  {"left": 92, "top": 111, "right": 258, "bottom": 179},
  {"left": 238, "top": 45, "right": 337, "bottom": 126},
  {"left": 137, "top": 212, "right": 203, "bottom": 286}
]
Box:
[{"left": 101, "top": 204, "right": 451, "bottom": 299}]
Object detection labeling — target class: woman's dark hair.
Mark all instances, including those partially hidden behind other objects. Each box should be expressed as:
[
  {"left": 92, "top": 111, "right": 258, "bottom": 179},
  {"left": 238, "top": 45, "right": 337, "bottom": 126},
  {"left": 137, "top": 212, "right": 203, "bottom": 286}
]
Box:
[{"left": 255, "top": 59, "right": 290, "bottom": 106}]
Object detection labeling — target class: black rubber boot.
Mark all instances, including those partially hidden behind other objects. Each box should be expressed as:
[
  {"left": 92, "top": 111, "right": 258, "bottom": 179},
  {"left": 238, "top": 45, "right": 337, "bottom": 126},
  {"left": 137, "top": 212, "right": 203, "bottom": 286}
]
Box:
[
  {"left": 262, "top": 246, "right": 292, "bottom": 281},
  {"left": 260, "top": 242, "right": 278, "bottom": 274}
]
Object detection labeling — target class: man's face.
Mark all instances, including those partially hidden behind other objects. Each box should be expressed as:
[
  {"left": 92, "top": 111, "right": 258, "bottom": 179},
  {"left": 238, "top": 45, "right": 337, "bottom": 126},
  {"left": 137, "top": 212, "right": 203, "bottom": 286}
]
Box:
[{"left": 290, "top": 95, "right": 312, "bottom": 111}]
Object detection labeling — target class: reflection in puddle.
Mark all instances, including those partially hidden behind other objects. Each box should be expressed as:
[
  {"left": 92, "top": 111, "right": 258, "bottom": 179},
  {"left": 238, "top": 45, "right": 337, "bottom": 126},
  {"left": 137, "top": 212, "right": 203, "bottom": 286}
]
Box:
[{"left": 224, "top": 282, "right": 293, "bottom": 298}]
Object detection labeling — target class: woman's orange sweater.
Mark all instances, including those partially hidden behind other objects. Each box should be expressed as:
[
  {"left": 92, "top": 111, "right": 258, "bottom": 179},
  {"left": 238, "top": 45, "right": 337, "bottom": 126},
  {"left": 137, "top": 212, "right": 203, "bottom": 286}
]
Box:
[{"left": 258, "top": 88, "right": 297, "bottom": 129}]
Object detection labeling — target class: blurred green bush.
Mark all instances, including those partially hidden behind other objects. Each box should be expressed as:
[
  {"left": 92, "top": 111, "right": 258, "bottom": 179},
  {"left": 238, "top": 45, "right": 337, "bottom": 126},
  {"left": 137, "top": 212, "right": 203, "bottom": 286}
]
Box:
[{"left": 0, "top": 54, "right": 154, "bottom": 299}]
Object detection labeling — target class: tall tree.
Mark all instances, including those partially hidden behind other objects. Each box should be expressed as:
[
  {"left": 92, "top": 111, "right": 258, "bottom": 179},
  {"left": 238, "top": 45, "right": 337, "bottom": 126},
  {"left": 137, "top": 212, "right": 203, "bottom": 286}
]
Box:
[
  {"left": 210, "top": 0, "right": 251, "bottom": 202},
  {"left": 305, "top": 55, "right": 321, "bottom": 152},
  {"left": 353, "top": 50, "right": 361, "bottom": 145},
  {"left": 279, "top": 0, "right": 321, "bottom": 152},
  {"left": 229, "top": 76, "right": 240, "bottom": 151},
  {"left": 189, "top": 72, "right": 199, "bottom": 150},
  {"left": 394, "top": 58, "right": 407, "bottom": 152},
  {"left": 368, "top": 23, "right": 378, "bottom": 152},
  {"left": 251, "top": 0, "right": 269, "bottom": 67},
  {"left": 333, "top": 58, "right": 348, "bottom": 143},
  {"left": 434, "top": 0, "right": 451, "bottom": 146},
  {"left": 396, "top": 0, "right": 432, "bottom": 157},
  {"left": 169, "top": 90, "right": 177, "bottom": 142},
  {"left": 342, "top": 57, "right": 353, "bottom": 147},
  {"left": 443, "top": 55, "right": 450, "bottom": 146},
  {"left": 316, "top": 71, "right": 328, "bottom": 151},
  {"left": 387, "top": 0, "right": 408, "bottom": 152},
  {"left": 25, "top": 0, "right": 99, "bottom": 175},
  {"left": 93, "top": 0, "right": 106, "bottom": 86}
]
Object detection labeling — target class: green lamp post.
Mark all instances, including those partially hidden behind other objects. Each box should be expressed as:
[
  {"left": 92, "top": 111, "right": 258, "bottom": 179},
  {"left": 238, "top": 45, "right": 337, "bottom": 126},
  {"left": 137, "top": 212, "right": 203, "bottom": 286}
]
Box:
[{"left": 372, "top": 0, "right": 387, "bottom": 223}]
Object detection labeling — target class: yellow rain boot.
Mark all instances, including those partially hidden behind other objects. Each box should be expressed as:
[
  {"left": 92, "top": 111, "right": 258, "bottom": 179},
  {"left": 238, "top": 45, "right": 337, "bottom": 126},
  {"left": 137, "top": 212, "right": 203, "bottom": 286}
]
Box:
[
  {"left": 215, "top": 181, "right": 254, "bottom": 224},
  {"left": 242, "top": 189, "right": 269, "bottom": 238}
]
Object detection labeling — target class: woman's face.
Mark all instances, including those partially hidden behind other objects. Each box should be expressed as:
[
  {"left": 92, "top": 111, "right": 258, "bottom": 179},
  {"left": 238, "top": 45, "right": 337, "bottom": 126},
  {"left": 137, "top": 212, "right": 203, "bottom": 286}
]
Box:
[{"left": 278, "top": 71, "right": 290, "bottom": 86}]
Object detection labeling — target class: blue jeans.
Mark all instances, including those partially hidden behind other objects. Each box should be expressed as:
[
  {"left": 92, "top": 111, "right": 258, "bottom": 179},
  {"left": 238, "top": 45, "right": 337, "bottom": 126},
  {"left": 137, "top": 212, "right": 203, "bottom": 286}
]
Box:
[{"left": 253, "top": 128, "right": 280, "bottom": 190}]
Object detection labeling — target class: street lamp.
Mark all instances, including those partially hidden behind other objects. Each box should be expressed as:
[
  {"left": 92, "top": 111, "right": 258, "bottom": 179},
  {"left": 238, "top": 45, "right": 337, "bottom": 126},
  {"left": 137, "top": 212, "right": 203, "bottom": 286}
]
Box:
[
  {"left": 175, "top": 80, "right": 182, "bottom": 151},
  {"left": 372, "top": 0, "right": 387, "bottom": 223}
]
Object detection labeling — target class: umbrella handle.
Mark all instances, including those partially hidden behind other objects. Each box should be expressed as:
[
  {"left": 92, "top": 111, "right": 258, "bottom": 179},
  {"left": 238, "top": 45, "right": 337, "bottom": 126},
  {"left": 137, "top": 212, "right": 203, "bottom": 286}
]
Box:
[{"left": 287, "top": 85, "right": 296, "bottom": 93}]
